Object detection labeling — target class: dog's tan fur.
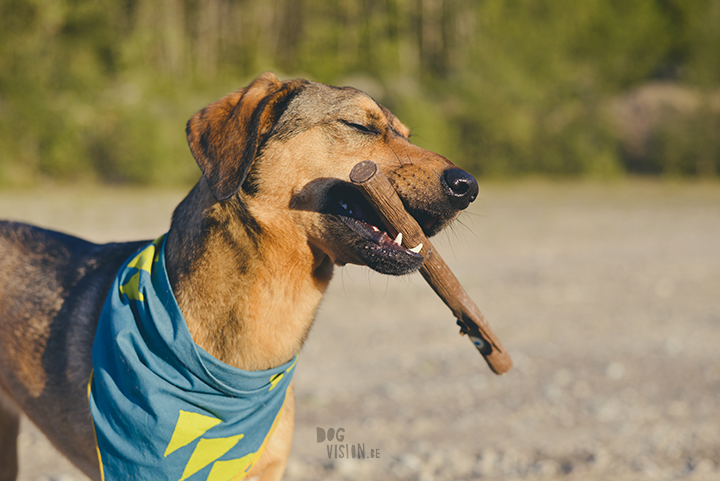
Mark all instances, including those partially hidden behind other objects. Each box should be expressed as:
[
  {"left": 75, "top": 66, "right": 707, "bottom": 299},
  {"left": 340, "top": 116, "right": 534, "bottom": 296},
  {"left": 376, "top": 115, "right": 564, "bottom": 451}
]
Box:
[{"left": 0, "top": 73, "right": 477, "bottom": 480}]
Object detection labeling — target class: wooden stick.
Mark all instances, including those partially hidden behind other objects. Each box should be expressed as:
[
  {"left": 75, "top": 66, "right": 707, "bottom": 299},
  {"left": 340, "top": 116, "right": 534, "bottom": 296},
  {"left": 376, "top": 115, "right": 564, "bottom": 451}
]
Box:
[{"left": 350, "top": 160, "right": 513, "bottom": 375}]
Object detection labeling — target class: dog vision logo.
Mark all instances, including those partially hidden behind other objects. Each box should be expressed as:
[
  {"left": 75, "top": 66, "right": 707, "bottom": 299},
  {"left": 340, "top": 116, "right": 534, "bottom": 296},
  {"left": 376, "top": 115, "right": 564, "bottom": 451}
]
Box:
[{"left": 317, "top": 427, "right": 381, "bottom": 460}]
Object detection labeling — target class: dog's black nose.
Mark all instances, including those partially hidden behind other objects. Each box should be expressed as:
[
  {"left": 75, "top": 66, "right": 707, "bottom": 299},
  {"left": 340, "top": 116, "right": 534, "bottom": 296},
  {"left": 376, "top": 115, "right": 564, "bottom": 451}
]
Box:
[{"left": 442, "top": 168, "right": 479, "bottom": 210}]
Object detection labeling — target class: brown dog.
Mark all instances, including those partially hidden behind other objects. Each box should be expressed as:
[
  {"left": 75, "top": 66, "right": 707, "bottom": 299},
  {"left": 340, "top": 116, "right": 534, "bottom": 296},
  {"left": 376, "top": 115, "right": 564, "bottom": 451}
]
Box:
[{"left": 0, "top": 72, "right": 478, "bottom": 480}]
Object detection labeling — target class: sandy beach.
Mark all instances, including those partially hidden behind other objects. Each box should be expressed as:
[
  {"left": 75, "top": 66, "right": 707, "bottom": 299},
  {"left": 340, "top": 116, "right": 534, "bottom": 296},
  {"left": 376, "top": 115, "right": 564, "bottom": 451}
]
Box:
[{"left": 2, "top": 180, "right": 718, "bottom": 481}]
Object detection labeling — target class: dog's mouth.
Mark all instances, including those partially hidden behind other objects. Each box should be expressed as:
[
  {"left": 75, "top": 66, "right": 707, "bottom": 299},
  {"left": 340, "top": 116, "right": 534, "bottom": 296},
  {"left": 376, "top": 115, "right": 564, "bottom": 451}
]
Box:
[{"left": 326, "top": 182, "right": 428, "bottom": 275}]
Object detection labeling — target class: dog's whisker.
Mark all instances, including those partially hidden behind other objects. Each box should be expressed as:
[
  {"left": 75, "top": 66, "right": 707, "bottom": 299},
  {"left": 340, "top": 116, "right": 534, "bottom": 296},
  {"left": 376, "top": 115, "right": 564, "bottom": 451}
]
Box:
[
  {"left": 402, "top": 141, "right": 415, "bottom": 165},
  {"left": 387, "top": 143, "right": 405, "bottom": 167},
  {"left": 454, "top": 216, "right": 479, "bottom": 241}
]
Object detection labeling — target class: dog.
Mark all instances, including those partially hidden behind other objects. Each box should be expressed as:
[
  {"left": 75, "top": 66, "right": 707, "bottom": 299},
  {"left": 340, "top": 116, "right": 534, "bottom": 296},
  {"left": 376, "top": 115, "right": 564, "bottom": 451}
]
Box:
[{"left": 0, "top": 72, "right": 478, "bottom": 481}]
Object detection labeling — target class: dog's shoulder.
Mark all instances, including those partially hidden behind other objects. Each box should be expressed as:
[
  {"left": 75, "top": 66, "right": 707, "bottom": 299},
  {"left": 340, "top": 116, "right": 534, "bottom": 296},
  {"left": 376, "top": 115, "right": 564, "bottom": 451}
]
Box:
[
  {"left": 0, "top": 220, "right": 145, "bottom": 275},
  {"left": 0, "top": 220, "right": 149, "bottom": 321},
  {"left": 1, "top": 220, "right": 93, "bottom": 260}
]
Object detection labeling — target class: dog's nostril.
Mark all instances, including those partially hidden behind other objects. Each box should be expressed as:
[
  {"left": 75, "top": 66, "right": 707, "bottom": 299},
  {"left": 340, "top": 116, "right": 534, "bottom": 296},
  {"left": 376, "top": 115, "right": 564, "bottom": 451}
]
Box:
[{"left": 442, "top": 168, "right": 479, "bottom": 210}]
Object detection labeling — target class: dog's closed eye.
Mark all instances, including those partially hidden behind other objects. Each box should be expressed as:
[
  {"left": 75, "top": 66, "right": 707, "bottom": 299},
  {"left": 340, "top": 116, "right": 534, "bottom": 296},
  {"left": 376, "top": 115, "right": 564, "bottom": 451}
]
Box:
[{"left": 339, "top": 119, "right": 380, "bottom": 136}]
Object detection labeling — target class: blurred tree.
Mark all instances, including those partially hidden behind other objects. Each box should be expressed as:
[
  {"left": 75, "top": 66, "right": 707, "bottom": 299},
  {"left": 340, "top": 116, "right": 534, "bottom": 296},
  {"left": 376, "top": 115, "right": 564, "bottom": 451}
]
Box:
[{"left": 0, "top": 0, "right": 718, "bottom": 185}]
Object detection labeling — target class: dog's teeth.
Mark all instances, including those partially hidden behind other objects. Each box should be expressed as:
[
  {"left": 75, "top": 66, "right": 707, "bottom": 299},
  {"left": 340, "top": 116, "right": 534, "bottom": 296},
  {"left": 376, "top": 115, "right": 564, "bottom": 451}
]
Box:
[
  {"left": 394, "top": 232, "right": 403, "bottom": 245},
  {"left": 340, "top": 202, "right": 348, "bottom": 210},
  {"left": 408, "top": 243, "right": 423, "bottom": 254},
  {"left": 371, "top": 226, "right": 380, "bottom": 232}
]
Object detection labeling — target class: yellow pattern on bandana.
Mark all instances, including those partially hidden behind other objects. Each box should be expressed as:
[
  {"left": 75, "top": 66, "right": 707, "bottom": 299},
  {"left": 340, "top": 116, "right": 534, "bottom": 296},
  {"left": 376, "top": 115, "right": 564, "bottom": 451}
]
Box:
[
  {"left": 89, "top": 235, "right": 296, "bottom": 480},
  {"left": 164, "top": 411, "right": 223, "bottom": 457},
  {"left": 118, "top": 237, "right": 162, "bottom": 301}
]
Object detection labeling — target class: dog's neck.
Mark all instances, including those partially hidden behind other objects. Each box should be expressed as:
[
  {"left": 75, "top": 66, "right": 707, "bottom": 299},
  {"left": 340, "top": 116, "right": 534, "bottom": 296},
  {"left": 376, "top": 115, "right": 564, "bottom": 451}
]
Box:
[{"left": 165, "top": 179, "right": 334, "bottom": 371}]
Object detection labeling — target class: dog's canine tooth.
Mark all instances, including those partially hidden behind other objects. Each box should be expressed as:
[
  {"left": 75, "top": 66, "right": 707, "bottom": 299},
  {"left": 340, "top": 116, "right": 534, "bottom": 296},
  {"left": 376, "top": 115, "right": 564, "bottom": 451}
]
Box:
[
  {"left": 340, "top": 202, "right": 348, "bottom": 210},
  {"left": 371, "top": 226, "right": 380, "bottom": 232},
  {"left": 409, "top": 243, "right": 423, "bottom": 254},
  {"left": 394, "top": 232, "right": 403, "bottom": 245}
]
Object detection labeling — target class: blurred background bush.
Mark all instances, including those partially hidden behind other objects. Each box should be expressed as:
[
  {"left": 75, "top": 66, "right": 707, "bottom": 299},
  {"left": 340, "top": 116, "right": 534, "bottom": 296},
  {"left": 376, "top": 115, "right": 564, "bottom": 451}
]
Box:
[{"left": 1, "top": 0, "right": 719, "bottom": 186}]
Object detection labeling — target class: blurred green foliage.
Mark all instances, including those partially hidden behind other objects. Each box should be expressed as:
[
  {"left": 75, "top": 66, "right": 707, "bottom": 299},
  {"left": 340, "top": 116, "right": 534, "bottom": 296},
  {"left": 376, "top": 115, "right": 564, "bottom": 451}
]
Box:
[{"left": 1, "top": 0, "right": 719, "bottom": 186}]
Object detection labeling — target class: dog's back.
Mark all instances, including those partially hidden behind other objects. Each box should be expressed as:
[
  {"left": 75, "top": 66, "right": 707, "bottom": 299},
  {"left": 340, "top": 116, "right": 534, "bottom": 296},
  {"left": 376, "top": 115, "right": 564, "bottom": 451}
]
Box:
[{"left": 0, "top": 220, "right": 146, "bottom": 478}]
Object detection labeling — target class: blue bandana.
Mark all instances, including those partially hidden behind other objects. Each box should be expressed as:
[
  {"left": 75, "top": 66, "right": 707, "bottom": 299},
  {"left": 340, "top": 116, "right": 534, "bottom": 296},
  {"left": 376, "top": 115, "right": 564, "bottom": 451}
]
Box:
[{"left": 88, "top": 236, "right": 297, "bottom": 481}]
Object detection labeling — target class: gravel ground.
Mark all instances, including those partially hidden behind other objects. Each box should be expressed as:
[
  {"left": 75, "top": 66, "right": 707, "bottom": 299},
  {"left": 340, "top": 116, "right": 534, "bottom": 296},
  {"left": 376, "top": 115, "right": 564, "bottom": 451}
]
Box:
[{"left": 1, "top": 180, "right": 718, "bottom": 481}]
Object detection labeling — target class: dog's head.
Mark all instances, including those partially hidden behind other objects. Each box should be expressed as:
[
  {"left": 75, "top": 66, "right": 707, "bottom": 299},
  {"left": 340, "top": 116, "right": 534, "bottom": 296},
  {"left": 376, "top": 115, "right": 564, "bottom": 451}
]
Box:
[{"left": 186, "top": 73, "right": 478, "bottom": 276}]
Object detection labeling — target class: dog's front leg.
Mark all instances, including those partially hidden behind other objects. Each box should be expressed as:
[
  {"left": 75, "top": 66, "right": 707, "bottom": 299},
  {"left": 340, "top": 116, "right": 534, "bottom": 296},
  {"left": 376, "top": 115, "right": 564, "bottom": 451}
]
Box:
[
  {"left": 245, "top": 382, "right": 296, "bottom": 481},
  {"left": 0, "top": 394, "right": 20, "bottom": 481}
]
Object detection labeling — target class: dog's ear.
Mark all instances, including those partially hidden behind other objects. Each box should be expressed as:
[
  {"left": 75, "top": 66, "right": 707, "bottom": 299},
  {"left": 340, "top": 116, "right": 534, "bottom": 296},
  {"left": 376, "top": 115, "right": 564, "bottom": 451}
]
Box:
[{"left": 186, "top": 72, "right": 305, "bottom": 201}]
